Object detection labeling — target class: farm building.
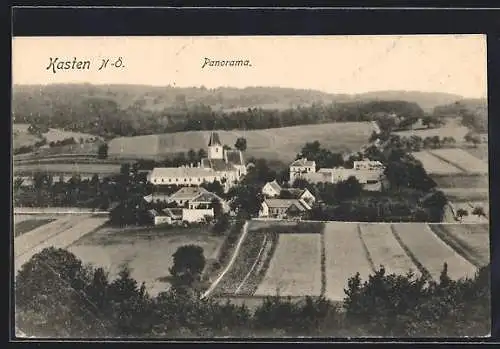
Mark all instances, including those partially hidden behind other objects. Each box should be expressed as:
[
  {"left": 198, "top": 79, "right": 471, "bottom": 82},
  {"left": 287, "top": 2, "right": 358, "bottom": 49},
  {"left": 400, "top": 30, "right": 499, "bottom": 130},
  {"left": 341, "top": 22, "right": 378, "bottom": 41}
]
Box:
[
  {"left": 289, "top": 158, "right": 385, "bottom": 191},
  {"left": 261, "top": 180, "right": 316, "bottom": 205},
  {"left": 147, "top": 132, "right": 246, "bottom": 192},
  {"left": 259, "top": 198, "right": 312, "bottom": 219},
  {"left": 262, "top": 179, "right": 282, "bottom": 197},
  {"left": 167, "top": 186, "right": 230, "bottom": 212}
]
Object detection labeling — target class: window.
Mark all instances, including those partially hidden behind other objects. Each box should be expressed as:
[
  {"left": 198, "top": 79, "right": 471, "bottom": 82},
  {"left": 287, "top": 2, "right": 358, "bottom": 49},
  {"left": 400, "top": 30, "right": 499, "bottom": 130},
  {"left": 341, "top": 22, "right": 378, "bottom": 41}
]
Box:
[
  {"left": 169, "top": 179, "right": 172, "bottom": 182},
  {"left": 216, "top": 148, "right": 219, "bottom": 152},
  {"left": 184, "top": 178, "right": 187, "bottom": 182},
  {"left": 162, "top": 179, "right": 164, "bottom": 183},
  {"left": 176, "top": 178, "right": 178, "bottom": 182}
]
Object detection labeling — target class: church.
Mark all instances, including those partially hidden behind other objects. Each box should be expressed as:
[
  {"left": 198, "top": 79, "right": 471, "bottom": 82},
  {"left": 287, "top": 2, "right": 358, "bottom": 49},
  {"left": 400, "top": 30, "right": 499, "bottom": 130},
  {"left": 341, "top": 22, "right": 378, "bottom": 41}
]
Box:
[{"left": 147, "top": 132, "right": 247, "bottom": 192}]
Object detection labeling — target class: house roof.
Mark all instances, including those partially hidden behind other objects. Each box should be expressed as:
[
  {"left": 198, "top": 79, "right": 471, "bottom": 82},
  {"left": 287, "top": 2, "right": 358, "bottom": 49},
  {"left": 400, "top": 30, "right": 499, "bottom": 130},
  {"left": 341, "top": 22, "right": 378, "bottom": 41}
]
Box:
[
  {"left": 290, "top": 158, "right": 316, "bottom": 167},
  {"left": 204, "top": 158, "right": 236, "bottom": 172},
  {"left": 281, "top": 188, "right": 307, "bottom": 199},
  {"left": 191, "top": 192, "right": 220, "bottom": 203},
  {"left": 149, "top": 167, "right": 214, "bottom": 179},
  {"left": 264, "top": 180, "right": 282, "bottom": 193},
  {"left": 169, "top": 186, "right": 209, "bottom": 201},
  {"left": 264, "top": 198, "right": 309, "bottom": 211},
  {"left": 226, "top": 150, "right": 245, "bottom": 166},
  {"left": 208, "top": 132, "right": 222, "bottom": 146}
]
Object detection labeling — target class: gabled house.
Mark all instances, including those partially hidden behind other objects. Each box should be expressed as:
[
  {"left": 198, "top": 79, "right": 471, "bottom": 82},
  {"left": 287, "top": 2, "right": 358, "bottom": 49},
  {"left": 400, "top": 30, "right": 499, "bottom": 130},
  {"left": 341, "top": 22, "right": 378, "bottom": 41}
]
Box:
[
  {"left": 262, "top": 179, "right": 282, "bottom": 198},
  {"left": 259, "top": 198, "right": 311, "bottom": 219},
  {"left": 279, "top": 187, "right": 316, "bottom": 206}
]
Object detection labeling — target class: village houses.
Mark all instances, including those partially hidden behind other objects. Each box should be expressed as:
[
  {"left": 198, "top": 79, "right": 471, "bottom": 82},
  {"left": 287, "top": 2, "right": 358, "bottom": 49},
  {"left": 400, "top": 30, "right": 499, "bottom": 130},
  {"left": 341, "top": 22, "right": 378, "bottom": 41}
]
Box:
[
  {"left": 289, "top": 158, "right": 386, "bottom": 191},
  {"left": 147, "top": 132, "right": 247, "bottom": 192}
]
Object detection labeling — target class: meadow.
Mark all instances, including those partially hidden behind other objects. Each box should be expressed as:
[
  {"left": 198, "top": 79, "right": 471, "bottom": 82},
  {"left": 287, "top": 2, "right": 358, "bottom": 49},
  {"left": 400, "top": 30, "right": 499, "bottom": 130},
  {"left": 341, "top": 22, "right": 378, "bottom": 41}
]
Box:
[
  {"left": 108, "top": 122, "right": 375, "bottom": 163},
  {"left": 68, "top": 226, "right": 226, "bottom": 297}
]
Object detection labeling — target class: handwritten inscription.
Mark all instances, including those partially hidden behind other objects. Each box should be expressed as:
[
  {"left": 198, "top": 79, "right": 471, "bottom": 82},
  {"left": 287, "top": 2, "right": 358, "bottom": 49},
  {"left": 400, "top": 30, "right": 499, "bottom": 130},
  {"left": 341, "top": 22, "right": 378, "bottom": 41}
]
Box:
[
  {"left": 202, "top": 58, "right": 252, "bottom": 69},
  {"left": 46, "top": 57, "right": 125, "bottom": 74}
]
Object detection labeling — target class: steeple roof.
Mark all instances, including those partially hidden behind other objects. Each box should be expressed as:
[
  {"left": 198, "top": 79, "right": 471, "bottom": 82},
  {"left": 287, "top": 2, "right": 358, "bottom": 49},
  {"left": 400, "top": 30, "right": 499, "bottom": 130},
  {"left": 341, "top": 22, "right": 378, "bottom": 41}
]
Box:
[{"left": 208, "top": 132, "right": 222, "bottom": 146}]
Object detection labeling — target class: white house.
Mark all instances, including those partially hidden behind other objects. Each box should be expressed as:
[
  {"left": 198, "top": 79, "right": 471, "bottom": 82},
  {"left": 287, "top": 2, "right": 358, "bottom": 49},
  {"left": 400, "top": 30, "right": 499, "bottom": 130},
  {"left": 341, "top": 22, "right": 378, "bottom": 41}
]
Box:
[
  {"left": 262, "top": 179, "right": 282, "bottom": 198},
  {"left": 289, "top": 158, "right": 316, "bottom": 183},
  {"left": 167, "top": 186, "right": 230, "bottom": 212},
  {"left": 280, "top": 187, "right": 316, "bottom": 206},
  {"left": 147, "top": 132, "right": 246, "bottom": 192}
]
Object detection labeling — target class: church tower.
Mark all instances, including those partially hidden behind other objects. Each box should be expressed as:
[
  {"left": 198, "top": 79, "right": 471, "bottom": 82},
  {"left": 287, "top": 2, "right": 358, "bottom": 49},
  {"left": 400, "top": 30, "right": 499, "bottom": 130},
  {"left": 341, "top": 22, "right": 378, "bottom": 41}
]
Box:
[{"left": 208, "top": 132, "right": 224, "bottom": 160}]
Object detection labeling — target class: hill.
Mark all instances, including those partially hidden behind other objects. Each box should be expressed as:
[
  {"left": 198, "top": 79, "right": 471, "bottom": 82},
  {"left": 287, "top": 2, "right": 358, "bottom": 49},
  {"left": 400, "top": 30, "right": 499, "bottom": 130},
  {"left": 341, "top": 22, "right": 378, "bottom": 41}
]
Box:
[{"left": 108, "top": 122, "right": 375, "bottom": 163}]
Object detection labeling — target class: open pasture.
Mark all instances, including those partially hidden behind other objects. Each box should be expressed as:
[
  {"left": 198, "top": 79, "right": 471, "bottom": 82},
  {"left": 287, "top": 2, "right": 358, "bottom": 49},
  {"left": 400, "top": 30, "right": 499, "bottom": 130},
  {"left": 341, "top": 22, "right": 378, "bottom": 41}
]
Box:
[
  {"left": 394, "top": 124, "right": 470, "bottom": 140},
  {"left": 412, "top": 151, "right": 463, "bottom": 175},
  {"left": 428, "top": 224, "right": 489, "bottom": 267},
  {"left": 358, "top": 223, "right": 420, "bottom": 277},
  {"left": 391, "top": 223, "right": 477, "bottom": 281},
  {"left": 432, "top": 174, "right": 489, "bottom": 189},
  {"left": 464, "top": 145, "right": 488, "bottom": 162},
  {"left": 13, "top": 124, "right": 42, "bottom": 149},
  {"left": 323, "top": 222, "right": 372, "bottom": 301},
  {"left": 43, "top": 128, "right": 99, "bottom": 144},
  {"left": 108, "top": 122, "right": 375, "bottom": 163},
  {"left": 255, "top": 233, "right": 322, "bottom": 297},
  {"left": 429, "top": 148, "right": 488, "bottom": 174},
  {"left": 68, "top": 226, "right": 225, "bottom": 297},
  {"left": 440, "top": 188, "right": 489, "bottom": 202},
  {"left": 15, "top": 215, "right": 108, "bottom": 273}
]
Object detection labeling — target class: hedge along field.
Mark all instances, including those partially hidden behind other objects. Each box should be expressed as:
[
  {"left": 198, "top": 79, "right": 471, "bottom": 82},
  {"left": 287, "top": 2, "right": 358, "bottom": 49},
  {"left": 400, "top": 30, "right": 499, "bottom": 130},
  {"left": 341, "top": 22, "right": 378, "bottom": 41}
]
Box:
[
  {"left": 254, "top": 233, "right": 323, "bottom": 297},
  {"left": 107, "top": 122, "right": 375, "bottom": 163},
  {"left": 358, "top": 223, "right": 421, "bottom": 277},
  {"left": 391, "top": 223, "right": 478, "bottom": 281},
  {"left": 323, "top": 222, "right": 373, "bottom": 302}
]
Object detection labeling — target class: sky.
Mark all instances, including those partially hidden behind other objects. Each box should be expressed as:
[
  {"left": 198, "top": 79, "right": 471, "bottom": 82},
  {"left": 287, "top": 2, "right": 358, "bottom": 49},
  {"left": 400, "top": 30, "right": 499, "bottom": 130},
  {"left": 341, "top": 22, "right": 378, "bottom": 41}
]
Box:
[{"left": 11, "top": 35, "right": 487, "bottom": 98}]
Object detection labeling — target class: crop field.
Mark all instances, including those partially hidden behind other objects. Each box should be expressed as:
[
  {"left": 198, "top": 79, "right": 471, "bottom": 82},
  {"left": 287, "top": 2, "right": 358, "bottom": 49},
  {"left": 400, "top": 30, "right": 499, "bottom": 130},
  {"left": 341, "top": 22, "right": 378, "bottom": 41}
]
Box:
[
  {"left": 43, "top": 128, "right": 99, "bottom": 144},
  {"left": 255, "top": 233, "right": 322, "bottom": 297},
  {"left": 358, "top": 223, "right": 420, "bottom": 277},
  {"left": 440, "top": 188, "right": 489, "bottom": 202},
  {"left": 323, "top": 222, "right": 373, "bottom": 301},
  {"left": 13, "top": 163, "right": 122, "bottom": 176},
  {"left": 13, "top": 124, "right": 42, "bottom": 149},
  {"left": 412, "top": 151, "right": 464, "bottom": 175},
  {"left": 15, "top": 215, "right": 108, "bottom": 273},
  {"left": 432, "top": 174, "right": 489, "bottom": 189},
  {"left": 14, "top": 218, "right": 56, "bottom": 237},
  {"left": 391, "top": 223, "right": 477, "bottom": 281},
  {"left": 108, "top": 122, "right": 375, "bottom": 163},
  {"left": 68, "top": 226, "right": 225, "bottom": 297},
  {"left": 464, "top": 145, "right": 488, "bottom": 162},
  {"left": 429, "top": 148, "right": 488, "bottom": 174},
  {"left": 14, "top": 142, "right": 100, "bottom": 161}
]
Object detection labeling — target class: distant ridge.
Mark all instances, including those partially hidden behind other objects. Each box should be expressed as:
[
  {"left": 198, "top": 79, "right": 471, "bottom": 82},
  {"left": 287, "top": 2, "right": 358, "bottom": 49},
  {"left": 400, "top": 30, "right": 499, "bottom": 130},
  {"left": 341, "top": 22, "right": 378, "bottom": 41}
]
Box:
[{"left": 12, "top": 84, "right": 469, "bottom": 112}]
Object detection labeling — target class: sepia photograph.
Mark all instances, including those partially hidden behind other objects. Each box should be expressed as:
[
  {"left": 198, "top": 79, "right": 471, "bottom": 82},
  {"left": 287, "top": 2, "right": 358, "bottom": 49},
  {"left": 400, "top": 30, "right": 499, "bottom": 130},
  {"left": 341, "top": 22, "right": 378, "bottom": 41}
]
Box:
[{"left": 12, "top": 35, "right": 490, "bottom": 338}]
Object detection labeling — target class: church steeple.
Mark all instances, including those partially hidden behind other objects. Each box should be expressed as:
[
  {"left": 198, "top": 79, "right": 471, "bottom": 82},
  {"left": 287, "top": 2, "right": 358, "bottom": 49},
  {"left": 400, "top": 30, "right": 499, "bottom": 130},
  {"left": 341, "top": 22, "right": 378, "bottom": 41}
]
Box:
[{"left": 208, "top": 132, "right": 224, "bottom": 160}]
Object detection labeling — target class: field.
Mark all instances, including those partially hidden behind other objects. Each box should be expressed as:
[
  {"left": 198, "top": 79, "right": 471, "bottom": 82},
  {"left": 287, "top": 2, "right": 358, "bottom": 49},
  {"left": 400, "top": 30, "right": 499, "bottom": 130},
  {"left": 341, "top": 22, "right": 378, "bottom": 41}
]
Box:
[
  {"left": 391, "top": 223, "right": 477, "bottom": 281},
  {"left": 432, "top": 174, "right": 489, "bottom": 189},
  {"left": 14, "top": 218, "right": 56, "bottom": 237},
  {"left": 13, "top": 163, "right": 122, "bottom": 176},
  {"left": 429, "top": 148, "right": 488, "bottom": 174},
  {"left": 14, "top": 215, "right": 108, "bottom": 273},
  {"left": 412, "top": 151, "right": 464, "bottom": 175},
  {"left": 108, "top": 122, "right": 375, "bottom": 162},
  {"left": 428, "top": 224, "right": 489, "bottom": 267},
  {"left": 13, "top": 124, "right": 42, "bottom": 149},
  {"left": 440, "top": 188, "right": 489, "bottom": 202},
  {"left": 14, "top": 143, "right": 100, "bottom": 162},
  {"left": 393, "top": 118, "right": 470, "bottom": 140},
  {"left": 464, "top": 145, "right": 488, "bottom": 162},
  {"left": 43, "top": 128, "right": 99, "bottom": 143},
  {"left": 255, "top": 233, "right": 322, "bottom": 297},
  {"left": 323, "top": 222, "right": 373, "bottom": 301},
  {"left": 358, "top": 223, "right": 421, "bottom": 277},
  {"left": 68, "top": 226, "right": 225, "bottom": 297}
]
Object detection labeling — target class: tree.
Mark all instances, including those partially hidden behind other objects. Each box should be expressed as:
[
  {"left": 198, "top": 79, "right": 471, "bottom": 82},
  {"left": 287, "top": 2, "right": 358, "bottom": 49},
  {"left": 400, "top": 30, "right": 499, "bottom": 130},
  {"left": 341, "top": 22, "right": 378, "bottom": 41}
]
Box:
[
  {"left": 456, "top": 208, "right": 468, "bottom": 220},
  {"left": 335, "top": 176, "right": 363, "bottom": 201},
  {"left": 235, "top": 137, "right": 247, "bottom": 152},
  {"left": 212, "top": 213, "right": 230, "bottom": 235},
  {"left": 472, "top": 206, "right": 486, "bottom": 217},
  {"left": 97, "top": 143, "right": 109, "bottom": 159},
  {"left": 187, "top": 149, "right": 197, "bottom": 164},
  {"left": 227, "top": 184, "right": 264, "bottom": 218},
  {"left": 464, "top": 131, "right": 481, "bottom": 148},
  {"left": 169, "top": 245, "right": 206, "bottom": 291}
]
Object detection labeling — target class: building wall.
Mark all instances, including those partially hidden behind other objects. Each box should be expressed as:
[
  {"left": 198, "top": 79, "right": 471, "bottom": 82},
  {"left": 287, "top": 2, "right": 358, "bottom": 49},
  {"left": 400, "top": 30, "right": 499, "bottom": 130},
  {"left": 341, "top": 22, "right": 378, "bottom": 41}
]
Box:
[
  {"left": 262, "top": 184, "right": 280, "bottom": 198},
  {"left": 182, "top": 208, "right": 214, "bottom": 222},
  {"left": 259, "top": 202, "right": 269, "bottom": 217},
  {"left": 300, "top": 190, "right": 316, "bottom": 204},
  {"left": 208, "top": 145, "right": 224, "bottom": 160},
  {"left": 154, "top": 216, "right": 172, "bottom": 225}
]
